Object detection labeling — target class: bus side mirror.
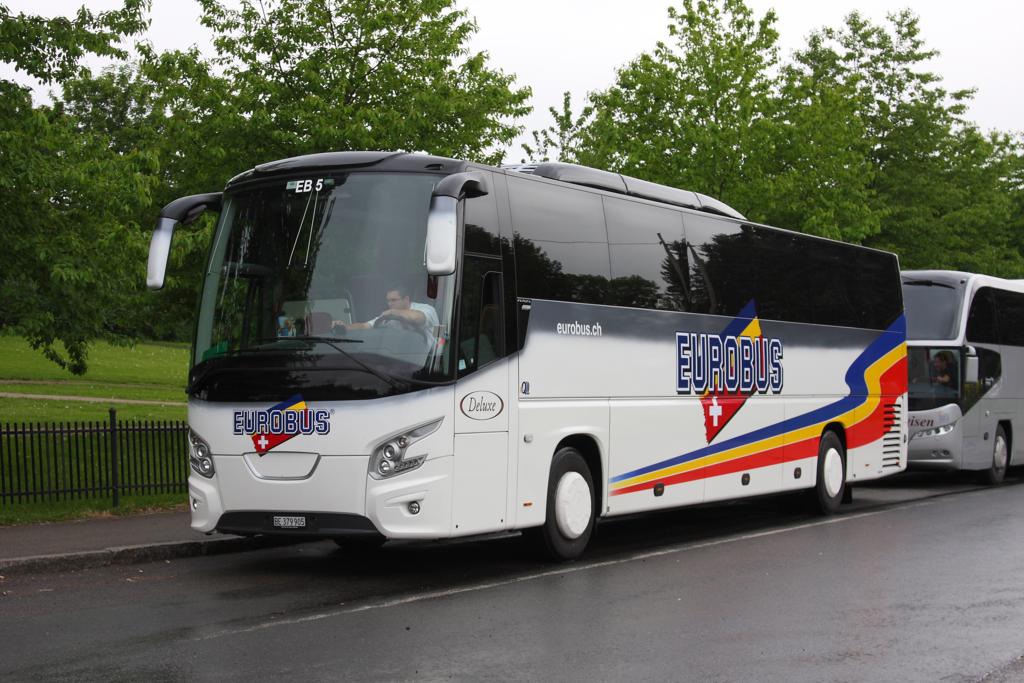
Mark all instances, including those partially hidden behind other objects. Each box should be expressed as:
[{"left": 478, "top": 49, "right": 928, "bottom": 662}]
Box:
[
  {"left": 964, "top": 345, "right": 979, "bottom": 385},
  {"left": 147, "top": 192, "right": 222, "bottom": 290},
  {"left": 425, "top": 172, "right": 489, "bottom": 276}
]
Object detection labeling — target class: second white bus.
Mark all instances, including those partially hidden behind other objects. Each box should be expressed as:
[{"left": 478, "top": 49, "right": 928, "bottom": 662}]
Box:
[{"left": 904, "top": 270, "right": 1024, "bottom": 483}]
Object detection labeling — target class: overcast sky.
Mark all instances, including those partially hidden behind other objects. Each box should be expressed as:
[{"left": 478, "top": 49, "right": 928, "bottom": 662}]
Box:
[{"left": 4, "top": 0, "right": 1022, "bottom": 162}]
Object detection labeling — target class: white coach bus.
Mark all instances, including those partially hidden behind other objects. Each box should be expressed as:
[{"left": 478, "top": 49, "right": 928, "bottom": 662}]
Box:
[
  {"left": 147, "top": 152, "right": 908, "bottom": 560},
  {"left": 903, "top": 270, "right": 1024, "bottom": 483}
]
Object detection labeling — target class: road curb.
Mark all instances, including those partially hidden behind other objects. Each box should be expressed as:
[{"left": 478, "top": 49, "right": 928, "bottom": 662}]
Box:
[{"left": 0, "top": 535, "right": 306, "bottom": 575}]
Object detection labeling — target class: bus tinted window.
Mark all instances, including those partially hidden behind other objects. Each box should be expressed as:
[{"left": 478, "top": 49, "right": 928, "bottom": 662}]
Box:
[
  {"left": 463, "top": 179, "right": 500, "bottom": 255},
  {"left": 682, "top": 214, "right": 759, "bottom": 316},
  {"left": 966, "top": 287, "right": 999, "bottom": 344},
  {"left": 509, "top": 176, "right": 610, "bottom": 304},
  {"left": 684, "top": 215, "right": 900, "bottom": 329},
  {"left": 604, "top": 196, "right": 687, "bottom": 310},
  {"left": 909, "top": 278, "right": 962, "bottom": 342},
  {"left": 849, "top": 249, "right": 903, "bottom": 330},
  {"left": 994, "top": 289, "right": 1024, "bottom": 346}
]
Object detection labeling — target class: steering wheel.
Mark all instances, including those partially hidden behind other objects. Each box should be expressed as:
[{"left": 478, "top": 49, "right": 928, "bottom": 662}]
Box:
[
  {"left": 373, "top": 313, "right": 430, "bottom": 346},
  {"left": 373, "top": 312, "right": 417, "bottom": 330}
]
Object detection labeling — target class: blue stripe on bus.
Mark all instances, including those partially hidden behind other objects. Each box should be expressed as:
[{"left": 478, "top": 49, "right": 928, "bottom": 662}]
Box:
[{"left": 610, "top": 314, "right": 906, "bottom": 484}]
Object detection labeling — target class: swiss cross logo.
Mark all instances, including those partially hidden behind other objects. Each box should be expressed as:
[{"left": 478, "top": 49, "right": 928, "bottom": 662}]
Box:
[
  {"left": 700, "top": 391, "right": 746, "bottom": 443},
  {"left": 676, "top": 301, "right": 784, "bottom": 444},
  {"left": 232, "top": 395, "right": 331, "bottom": 455}
]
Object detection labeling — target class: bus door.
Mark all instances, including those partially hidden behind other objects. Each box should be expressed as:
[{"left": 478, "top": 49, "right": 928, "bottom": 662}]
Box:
[{"left": 449, "top": 212, "right": 509, "bottom": 536}]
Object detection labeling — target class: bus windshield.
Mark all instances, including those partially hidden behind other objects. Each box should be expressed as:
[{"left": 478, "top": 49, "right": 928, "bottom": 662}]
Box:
[
  {"left": 191, "top": 172, "right": 455, "bottom": 400},
  {"left": 902, "top": 277, "right": 965, "bottom": 340}
]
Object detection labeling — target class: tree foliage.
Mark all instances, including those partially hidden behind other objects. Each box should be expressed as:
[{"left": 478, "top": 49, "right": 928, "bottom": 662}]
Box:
[
  {"left": 527, "top": 2, "right": 1024, "bottom": 273},
  {"left": 2, "top": 0, "right": 531, "bottom": 371},
  {"left": 196, "top": 0, "right": 529, "bottom": 167},
  {"left": 568, "top": 0, "right": 781, "bottom": 214},
  {"left": 0, "top": 1, "right": 154, "bottom": 373}
]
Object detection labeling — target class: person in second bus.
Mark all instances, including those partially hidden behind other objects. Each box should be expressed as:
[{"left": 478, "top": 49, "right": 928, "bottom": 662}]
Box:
[{"left": 930, "top": 350, "right": 958, "bottom": 390}]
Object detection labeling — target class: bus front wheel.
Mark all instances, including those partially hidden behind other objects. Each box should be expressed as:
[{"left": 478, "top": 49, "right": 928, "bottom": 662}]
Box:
[
  {"left": 813, "top": 431, "right": 846, "bottom": 515},
  {"left": 534, "top": 447, "right": 595, "bottom": 561}
]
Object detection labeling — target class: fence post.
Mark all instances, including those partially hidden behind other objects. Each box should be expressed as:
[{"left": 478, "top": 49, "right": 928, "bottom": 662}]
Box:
[{"left": 109, "top": 407, "right": 120, "bottom": 508}]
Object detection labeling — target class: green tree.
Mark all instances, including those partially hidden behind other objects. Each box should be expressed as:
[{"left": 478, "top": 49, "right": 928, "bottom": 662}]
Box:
[
  {"left": 520, "top": 91, "right": 590, "bottom": 164},
  {"left": 794, "top": 10, "right": 1023, "bottom": 274},
  {"left": 571, "top": 0, "right": 780, "bottom": 215},
  {"left": 0, "top": 2, "right": 153, "bottom": 373},
  {"left": 197, "top": 0, "right": 530, "bottom": 167},
  {"left": 59, "top": 48, "right": 234, "bottom": 341},
  {"left": 763, "top": 32, "right": 881, "bottom": 242}
]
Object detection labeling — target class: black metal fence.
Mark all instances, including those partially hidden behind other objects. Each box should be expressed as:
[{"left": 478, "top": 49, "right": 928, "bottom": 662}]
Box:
[{"left": 0, "top": 408, "right": 188, "bottom": 506}]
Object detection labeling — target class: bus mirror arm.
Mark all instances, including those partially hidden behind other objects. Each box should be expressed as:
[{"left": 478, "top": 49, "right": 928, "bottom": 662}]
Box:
[
  {"left": 425, "top": 172, "right": 489, "bottom": 276},
  {"left": 964, "top": 346, "right": 979, "bottom": 385},
  {"left": 147, "top": 192, "right": 223, "bottom": 290}
]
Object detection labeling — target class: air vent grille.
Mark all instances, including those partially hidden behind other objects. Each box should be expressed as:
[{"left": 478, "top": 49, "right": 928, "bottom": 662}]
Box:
[{"left": 881, "top": 400, "right": 903, "bottom": 468}]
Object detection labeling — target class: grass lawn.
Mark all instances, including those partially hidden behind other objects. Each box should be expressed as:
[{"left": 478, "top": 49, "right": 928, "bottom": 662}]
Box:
[
  {"left": 1, "top": 336, "right": 191, "bottom": 522},
  {"left": 0, "top": 336, "right": 189, "bottom": 423},
  {"left": 0, "top": 335, "right": 189, "bottom": 386},
  {"left": 0, "top": 493, "right": 187, "bottom": 526},
  {"left": 0, "top": 398, "right": 186, "bottom": 423}
]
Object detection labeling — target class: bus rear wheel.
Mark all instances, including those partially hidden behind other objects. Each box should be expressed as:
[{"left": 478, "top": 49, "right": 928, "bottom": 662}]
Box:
[
  {"left": 980, "top": 425, "right": 1009, "bottom": 486},
  {"left": 534, "top": 447, "right": 595, "bottom": 561},
  {"left": 812, "top": 431, "right": 846, "bottom": 515}
]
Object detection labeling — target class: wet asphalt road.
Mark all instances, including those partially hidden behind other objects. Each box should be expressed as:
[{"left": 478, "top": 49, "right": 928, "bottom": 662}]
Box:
[{"left": 3, "top": 472, "right": 1024, "bottom": 682}]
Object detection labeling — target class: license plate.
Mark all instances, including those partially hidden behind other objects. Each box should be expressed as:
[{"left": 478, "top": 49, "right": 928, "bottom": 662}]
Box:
[{"left": 272, "top": 515, "right": 306, "bottom": 529}]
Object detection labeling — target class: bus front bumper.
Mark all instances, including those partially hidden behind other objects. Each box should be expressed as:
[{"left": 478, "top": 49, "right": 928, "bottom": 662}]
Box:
[
  {"left": 188, "top": 454, "right": 454, "bottom": 539},
  {"left": 907, "top": 412, "right": 962, "bottom": 471}
]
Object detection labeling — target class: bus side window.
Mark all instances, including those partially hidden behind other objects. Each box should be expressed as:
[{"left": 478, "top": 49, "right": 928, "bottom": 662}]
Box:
[
  {"left": 508, "top": 176, "right": 610, "bottom": 304},
  {"left": 994, "top": 289, "right": 1024, "bottom": 346},
  {"left": 463, "top": 176, "right": 501, "bottom": 256},
  {"left": 967, "top": 287, "right": 999, "bottom": 344},
  {"left": 604, "top": 196, "right": 687, "bottom": 311},
  {"left": 682, "top": 214, "right": 759, "bottom": 316},
  {"left": 458, "top": 255, "right": 503, "bottom": 377}
]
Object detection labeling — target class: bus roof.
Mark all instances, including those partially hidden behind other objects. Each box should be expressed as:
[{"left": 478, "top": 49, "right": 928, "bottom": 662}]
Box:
[{"left": 224, "top": 151, "right": 744, "bottom": 220}]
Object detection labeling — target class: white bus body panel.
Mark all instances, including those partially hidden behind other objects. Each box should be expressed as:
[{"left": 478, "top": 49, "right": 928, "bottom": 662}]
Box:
[{"left": 516, "top": 300, "right": 907, "bottom": 523}]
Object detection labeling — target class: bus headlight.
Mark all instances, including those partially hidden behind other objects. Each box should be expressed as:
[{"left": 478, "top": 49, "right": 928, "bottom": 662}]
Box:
[
  {"left": 369, "top": 418, "right": 443, "bottom": 479},
  {"left": 188, "top": 429, "right": 216, "bottom": 478},
  {"left": 913, "top": 423, "right": 955, "bottom": 440}
]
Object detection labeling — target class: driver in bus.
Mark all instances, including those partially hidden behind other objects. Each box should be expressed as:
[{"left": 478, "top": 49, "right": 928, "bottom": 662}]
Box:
[
  {"left": 333, "top": 285, "right": 439, "bottom": 333},
  {"left": 930, "top": 350, "right": 958, "bottom": 390}
]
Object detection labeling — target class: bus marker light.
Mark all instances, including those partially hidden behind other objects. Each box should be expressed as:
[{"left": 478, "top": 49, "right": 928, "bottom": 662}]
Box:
[
  {"left": 408, "top": 501, "right": 420, "bottom": 515},
  {"left": 794, "top": 467, "right": 802, "bottom": 479},
  {"left": 653, "top": 483, "right": 664, "bottom": 497}
]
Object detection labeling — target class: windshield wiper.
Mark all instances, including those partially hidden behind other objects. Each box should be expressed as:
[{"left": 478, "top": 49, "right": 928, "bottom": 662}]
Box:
[
  {"left": 903, "top": 279, "right": 956, "bottom": 289},
  {"left": 291, "top": 335, "right": 362, "bottom": 343},
  {"left": 289, "top": 336, "right": 404, "bottom": 390}
]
